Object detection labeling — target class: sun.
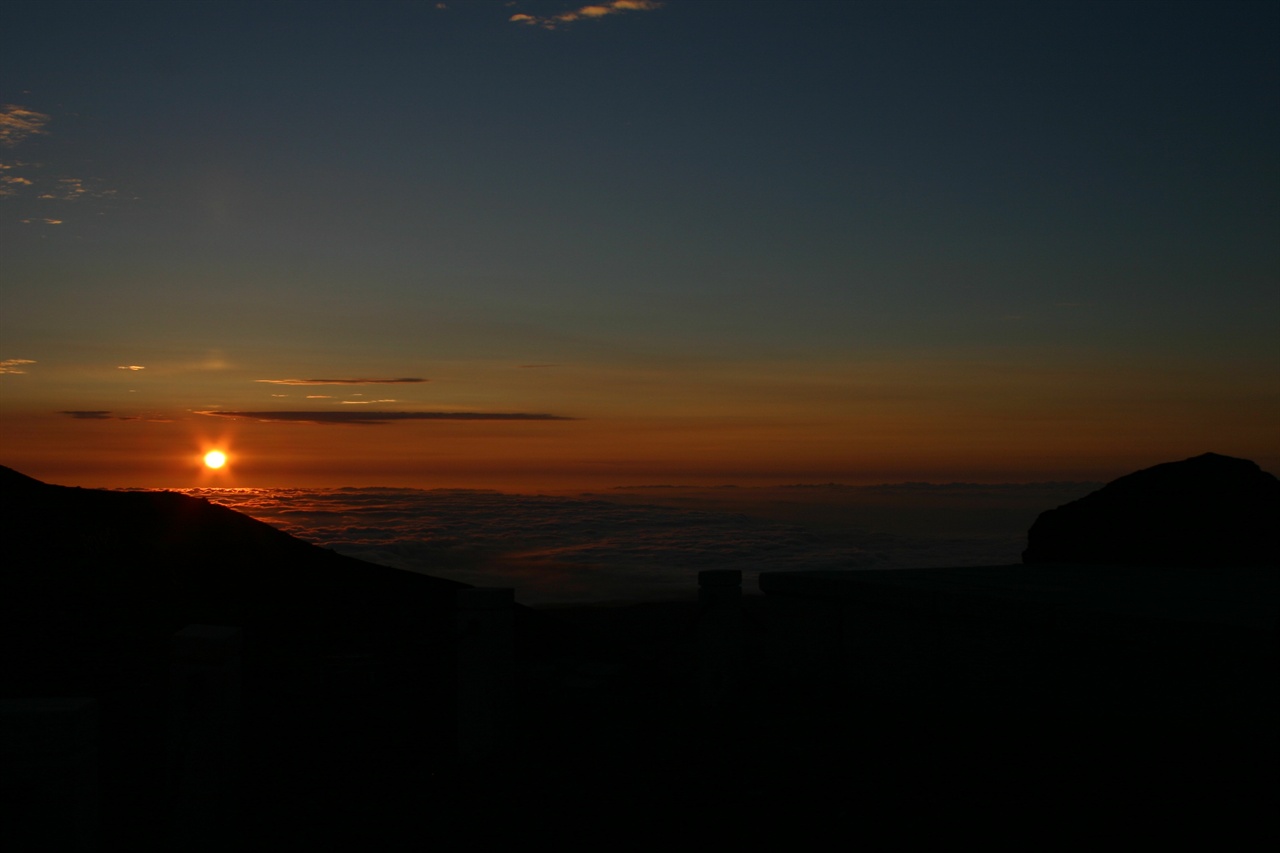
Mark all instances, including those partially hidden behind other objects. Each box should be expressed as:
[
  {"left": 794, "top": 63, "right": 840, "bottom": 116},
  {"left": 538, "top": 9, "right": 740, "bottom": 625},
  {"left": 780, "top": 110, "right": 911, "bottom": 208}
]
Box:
[{"left": 203, "top": 450, "right": 228, "bottom": 469}]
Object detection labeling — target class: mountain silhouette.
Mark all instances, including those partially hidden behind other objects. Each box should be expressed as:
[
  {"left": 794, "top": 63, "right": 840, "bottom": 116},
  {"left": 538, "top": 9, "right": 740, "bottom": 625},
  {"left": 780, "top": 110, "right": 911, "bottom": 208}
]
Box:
[
  {"left": 0, "top": 467, "right": 515, "bottom": 849},
  {"left": 1023, "top": 452, "right": 1280, "bottom": 566},
  {"left": 0, "top": 465, "right": 469, "bottom": 695}
]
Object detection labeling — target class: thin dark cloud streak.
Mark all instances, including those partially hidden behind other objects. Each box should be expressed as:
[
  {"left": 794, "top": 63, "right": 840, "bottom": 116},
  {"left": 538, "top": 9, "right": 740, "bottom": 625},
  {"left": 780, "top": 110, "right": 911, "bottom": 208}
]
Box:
[
  {"left": 58, "top": 410, "right": 167, "bottom": 423},
  {"left": 199, "top": 410, "right": 575, "bottom": 425},
  {"left": 254, "top": 378, "right": 427, "bottom": 386}
]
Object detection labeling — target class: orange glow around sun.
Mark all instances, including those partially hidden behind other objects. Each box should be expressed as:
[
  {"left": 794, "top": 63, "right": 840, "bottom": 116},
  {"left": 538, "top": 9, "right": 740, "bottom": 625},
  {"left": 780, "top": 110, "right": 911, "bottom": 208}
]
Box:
[{"left": 203, "top": 450, "right": 228, "bottom": 469}]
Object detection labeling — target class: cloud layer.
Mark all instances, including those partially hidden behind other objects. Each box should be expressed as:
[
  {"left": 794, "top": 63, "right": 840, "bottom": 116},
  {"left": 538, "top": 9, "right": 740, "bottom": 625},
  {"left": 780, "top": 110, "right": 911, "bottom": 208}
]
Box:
[{"left": 182, "top": 484, "right": 1090, "bottom": 604}]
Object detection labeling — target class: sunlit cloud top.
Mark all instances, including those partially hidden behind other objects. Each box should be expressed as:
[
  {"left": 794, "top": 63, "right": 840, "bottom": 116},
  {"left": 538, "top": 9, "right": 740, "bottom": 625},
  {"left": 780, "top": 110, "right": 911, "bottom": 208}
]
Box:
[
  {"left": 1, "top": 163, "right": 34, "bottom": 197},
  {"left": 510, "top": 0, "right": 661, "bottom": 30},
  {"left": 0, "top": 105, "right": 49, "bottom": 147},
  {"left": 0, "top": 107, "right": 48, "bottom": 201},
  {"left": 36, "top": 177, "right": 110, "bottom": 201},
  {"left": 1, "top": 358, "right": 37, "bottom": 375}
]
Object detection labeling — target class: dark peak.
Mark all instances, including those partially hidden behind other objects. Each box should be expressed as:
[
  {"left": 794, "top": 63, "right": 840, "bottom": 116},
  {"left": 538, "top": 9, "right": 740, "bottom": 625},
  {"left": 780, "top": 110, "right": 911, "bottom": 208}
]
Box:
[
  {"left": 1023, "top": 453, "right": 1279, "bottom": 567},
  {"left": 1188, "top": 452, "right": 1256, "bottom": 463},
  {"left": 3, "top": 462, "right": 471, "bottom": 701},
  {"left": 0, "top": 464, "right": 51, "bottom": 490},
  {"left": 1098, "top": 453, "right": 1277, "bottom": 500},
  {"left": 1146, "top": 451, "right": 1261, "bottom": 472}
]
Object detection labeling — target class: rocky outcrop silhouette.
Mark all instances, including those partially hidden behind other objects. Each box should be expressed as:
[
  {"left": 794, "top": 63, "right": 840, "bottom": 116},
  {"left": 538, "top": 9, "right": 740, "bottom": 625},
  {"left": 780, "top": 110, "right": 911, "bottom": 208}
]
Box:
[{"left": 1022, "top": 453, "right": 1280, "bottom": 566}]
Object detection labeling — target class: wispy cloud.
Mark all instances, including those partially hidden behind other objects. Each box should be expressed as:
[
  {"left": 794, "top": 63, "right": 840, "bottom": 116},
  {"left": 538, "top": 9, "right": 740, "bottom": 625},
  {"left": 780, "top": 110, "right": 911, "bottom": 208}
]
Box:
[
  {"left": 117, "top": 365, "right": 145, "bottom": 371},
  {"left": 1, "top": 358, "right": 36, "bottom": 374},
  {"left": 36, "top": 176, "right": 114, "bottom": 201},
  {"left": 198, "top": 410, "right": 575, "bottom": 425},
  {"left": 0, "top": 106, "right": 46, "bottom": 202},
  {"left": 60, "top": 410, "right": 113, "bottom": 420},
  {"left": 0, "top": 105, "right": 50, "bottom": 147},
  {"left": 306, "top": 395, "right": 333, "bottom": 399},
  {"left": 1, "top": 106, "right": 129, "bottom": 207},
  {"left": 19, "top": 218, "right": 61, "bottom": 225},
  {"left": 510, "top": 0, "right": 661, "bottom": 30},
  {"left": 0, "top": 168, "right": 34, "bottom": 197},
  {"left": 341, "top": 399, "right": 398, "bottom": 405},
  {"left": 255, "top": 377, "right": 428, "bottom": 386}
]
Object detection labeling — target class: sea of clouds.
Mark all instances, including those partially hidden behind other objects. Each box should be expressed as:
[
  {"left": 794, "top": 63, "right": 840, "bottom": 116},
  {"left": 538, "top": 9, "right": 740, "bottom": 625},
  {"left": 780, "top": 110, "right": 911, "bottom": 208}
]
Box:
[{"left": 184, "top": 483, "right": 1098, "bottom": 605}]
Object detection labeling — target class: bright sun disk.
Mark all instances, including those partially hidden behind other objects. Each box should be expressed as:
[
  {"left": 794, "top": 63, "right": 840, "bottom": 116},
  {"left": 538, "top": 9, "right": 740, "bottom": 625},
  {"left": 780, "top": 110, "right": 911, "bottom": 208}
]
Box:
[{"left": 204, "top": 450, "right": 227, "bottom": 469}]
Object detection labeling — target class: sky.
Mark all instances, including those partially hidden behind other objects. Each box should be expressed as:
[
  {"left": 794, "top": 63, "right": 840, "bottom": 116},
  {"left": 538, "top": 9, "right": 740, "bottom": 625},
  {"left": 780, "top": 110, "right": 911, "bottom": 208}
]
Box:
[{"left": 2, "top": 0, "right": 1277, "bottom": 490}]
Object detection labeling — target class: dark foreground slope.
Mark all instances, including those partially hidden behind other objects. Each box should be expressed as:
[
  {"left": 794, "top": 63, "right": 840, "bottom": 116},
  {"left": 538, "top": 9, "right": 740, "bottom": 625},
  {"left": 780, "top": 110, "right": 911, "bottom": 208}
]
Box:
[
  {"left": 0, "top": 467, "right": 479, "bottom": 849},
  {"left": 0, "top": 466, "right": 477, "bottom": 694},
  {"left": 2, "top": 466, "right": 1275, "bottom": 849},
  {"left": 0, "top": 469, "right": 754, "bottom": 850}
]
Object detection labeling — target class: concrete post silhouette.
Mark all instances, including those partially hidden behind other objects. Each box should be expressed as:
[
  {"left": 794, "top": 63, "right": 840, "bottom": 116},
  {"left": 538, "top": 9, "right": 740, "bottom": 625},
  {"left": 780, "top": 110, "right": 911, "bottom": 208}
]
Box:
[
  {"left": 168, "top": 624, "right": 242, "bottom": 852},
  {"left": 699, "top": 569, "right": 744, "bottom": 710},
  {"left": 0, "top": 697, "right": 98, "bottom": 852},
  {"left": 455, "top": 588, "right": 515, "bottom": 766}
]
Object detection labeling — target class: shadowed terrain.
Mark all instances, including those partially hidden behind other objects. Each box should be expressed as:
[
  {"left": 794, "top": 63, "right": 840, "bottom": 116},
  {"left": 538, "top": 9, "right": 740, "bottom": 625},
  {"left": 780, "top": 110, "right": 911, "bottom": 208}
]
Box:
[
  {"left": 0, "top": 465, "right": 471, "bottom": 694},
  {"left": 0, "top": 466, "right": 478, "bottom": 849},
  {"left": 2, "top": 463, "right": 1276, "bottom": 849}
]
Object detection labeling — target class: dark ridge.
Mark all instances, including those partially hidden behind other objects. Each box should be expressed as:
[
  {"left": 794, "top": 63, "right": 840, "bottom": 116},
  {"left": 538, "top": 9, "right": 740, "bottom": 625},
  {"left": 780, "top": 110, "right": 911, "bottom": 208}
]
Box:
[
  {"left": 0, "top": 464, "right": 48, "bottom": 490},
  {"left": 1023, "top": 453, "right": 1280, "bottom": 566},
  {"left": 0, "top": 465, "right": 471, "bottom": 696},
  {"left": 0, "top": 467, "right": 539, "bottom": 849}
]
